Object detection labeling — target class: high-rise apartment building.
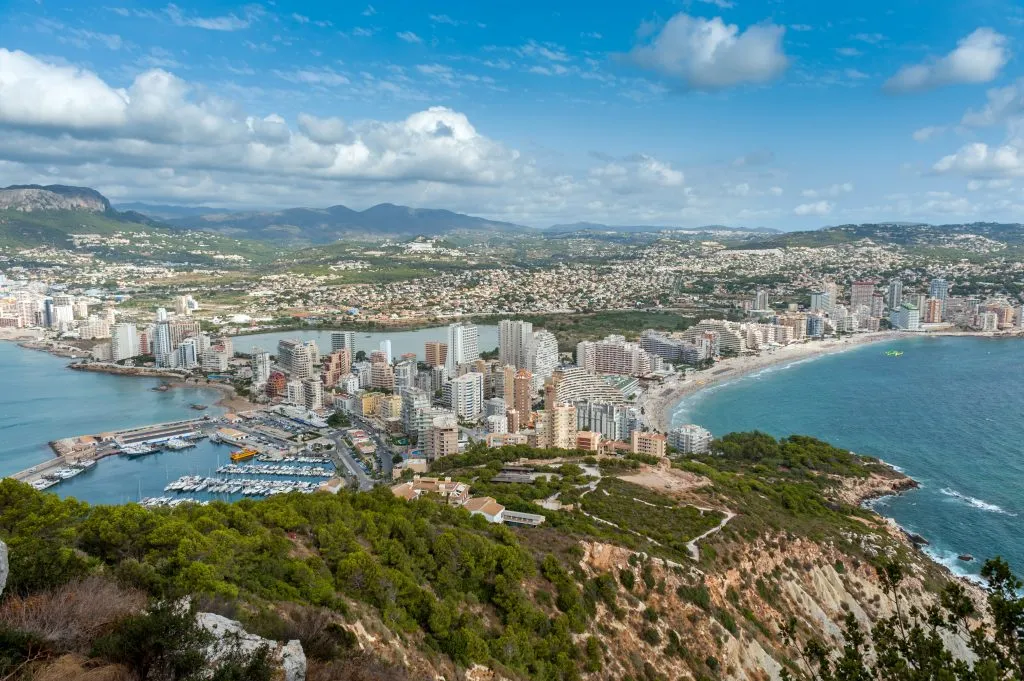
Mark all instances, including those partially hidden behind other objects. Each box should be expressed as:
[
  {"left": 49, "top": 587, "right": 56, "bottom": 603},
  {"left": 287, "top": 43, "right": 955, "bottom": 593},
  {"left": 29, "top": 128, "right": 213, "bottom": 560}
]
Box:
[
  {"left": 321, "top": 349, "right": 351, "bottom": 388},
  {"left": 277, "top": 339, "right": 316, "bottom": 380},
  {"left": 498, "top": 319, "right": 534, "bottom": 369},
  {"left": 887, "top": 279, "right": 904, "bottom": 310},
  {"left": 110, "top": 323, "right": 139, "bottom": 361},
  {"left": 513, "top": 369, "right": 534, "bottom": 423},
  {"left": 667, "top": 425, "right": 712, "bottom": 454},
  {"left": 850, "top": 280, "right": 876, "bottom": 314},
  {"left": 446, "top": 322, "right": 479, "bottom": 374},
  {"left": 542, "top": 402, "right": 577, "bottom": 449},
  {"left": 929, "top": 278, "right": 949, "bottom": 302},
  {"left": 529, "top": 330, "right": 559, "bottom": 388},
  {"left": 444, "top": 372, "right": 484, "bottom": 420},
  {"left": 331, "top": 331, "right": 356, "bottom": 355},
  {"left": 427, "top": 414, "right": 459, "bottom": 461},
  {"left": 424, "top": 341, "right": 448, "bottom": 367},
  {"left": 252, "top": 349, "right": 271, "bottom": 387},
  {"left": 754, "top": 289, "right": 770, "bottom": 310},
  {"left": 631, "top": 431, "right": 667, "bottom": 458},
  {"left": 576, "top": 335, "right": 658, "bottom": 376}
]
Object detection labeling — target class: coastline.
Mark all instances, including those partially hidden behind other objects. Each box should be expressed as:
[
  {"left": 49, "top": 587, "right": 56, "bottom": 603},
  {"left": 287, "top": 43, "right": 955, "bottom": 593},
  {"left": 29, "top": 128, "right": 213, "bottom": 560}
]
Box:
[
  {"left": 66, "top": 362, "right": 255, "bottom": 413},
  {"left": 644, "top": 331, "right": 901, "bottom": 432}
]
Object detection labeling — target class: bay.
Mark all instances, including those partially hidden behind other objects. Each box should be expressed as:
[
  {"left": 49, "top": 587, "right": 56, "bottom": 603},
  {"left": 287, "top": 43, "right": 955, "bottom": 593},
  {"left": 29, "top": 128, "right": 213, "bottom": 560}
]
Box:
[{"left": 671, "top": 335, "right": 1024, "bottom": 579}]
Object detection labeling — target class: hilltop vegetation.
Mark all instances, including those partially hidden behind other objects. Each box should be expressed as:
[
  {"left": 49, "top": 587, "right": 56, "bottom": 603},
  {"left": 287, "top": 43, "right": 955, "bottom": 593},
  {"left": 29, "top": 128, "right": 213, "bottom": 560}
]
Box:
[{"left": 0, "top": 432, "right": 1006, "bottom": 680}]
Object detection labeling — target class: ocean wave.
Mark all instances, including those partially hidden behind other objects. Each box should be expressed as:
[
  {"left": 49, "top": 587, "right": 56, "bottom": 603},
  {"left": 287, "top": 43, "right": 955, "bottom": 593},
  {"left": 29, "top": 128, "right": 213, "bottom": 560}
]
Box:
[
  {"left": 921, "top": 546, "right": 986, "bottom": 585},
  {"left": 940, "top": 488, "right": 1016, "bottom": 516}
]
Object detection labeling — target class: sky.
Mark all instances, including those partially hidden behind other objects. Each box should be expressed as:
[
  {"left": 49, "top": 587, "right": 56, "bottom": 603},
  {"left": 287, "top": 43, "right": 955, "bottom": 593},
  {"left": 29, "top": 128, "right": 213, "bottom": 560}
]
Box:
[{"left": 1, "top": 0, "right": 1024, "bottom": 229}]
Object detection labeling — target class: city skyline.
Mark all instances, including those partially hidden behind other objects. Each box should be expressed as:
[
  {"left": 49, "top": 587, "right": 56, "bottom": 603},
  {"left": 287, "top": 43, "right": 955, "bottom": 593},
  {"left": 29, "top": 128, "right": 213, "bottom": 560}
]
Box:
[{"left": 2, "top": 1, "right": 1024, "bottom": 229}]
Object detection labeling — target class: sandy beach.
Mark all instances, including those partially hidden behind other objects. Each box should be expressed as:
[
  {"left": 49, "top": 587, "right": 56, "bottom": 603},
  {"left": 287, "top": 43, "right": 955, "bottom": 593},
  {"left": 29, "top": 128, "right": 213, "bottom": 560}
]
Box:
[{"left": 642, "top": 331, "right": 902, "bottom": 432}]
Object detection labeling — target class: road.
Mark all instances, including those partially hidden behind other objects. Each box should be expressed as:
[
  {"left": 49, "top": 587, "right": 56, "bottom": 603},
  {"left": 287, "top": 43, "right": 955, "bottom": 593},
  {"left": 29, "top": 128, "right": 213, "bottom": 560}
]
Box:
[
  {"left": 328, "top": 433, "right": 373, "bottom": 491},
  {"left": 347, "top": 414, "right": 394, "bottom": 479}
]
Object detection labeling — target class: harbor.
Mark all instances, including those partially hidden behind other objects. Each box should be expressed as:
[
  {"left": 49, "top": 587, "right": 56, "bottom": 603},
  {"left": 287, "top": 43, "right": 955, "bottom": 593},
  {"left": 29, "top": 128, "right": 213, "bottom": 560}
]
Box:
[{"left": 7, "top": 405, "right": 347, "bottom": 506}]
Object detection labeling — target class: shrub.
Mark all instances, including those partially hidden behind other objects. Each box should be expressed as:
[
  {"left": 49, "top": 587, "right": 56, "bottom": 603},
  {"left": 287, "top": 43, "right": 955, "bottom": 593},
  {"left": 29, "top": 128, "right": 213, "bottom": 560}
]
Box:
[
  {"left": 0, "top": 575, "right": 146, "bottom": 651},
  {"left": 91, "top": 600, "right": 210, "bottom": 680}
]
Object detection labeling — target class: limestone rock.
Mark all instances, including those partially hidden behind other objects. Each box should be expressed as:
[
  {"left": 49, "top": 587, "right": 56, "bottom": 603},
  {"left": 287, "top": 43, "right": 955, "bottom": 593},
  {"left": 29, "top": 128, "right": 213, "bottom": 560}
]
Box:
[
  {"left": 197, "top": 612, "right": 306, "bottom": 681},
  {"left": 0, "top": 539, "right": 8, "bottom": 597}
]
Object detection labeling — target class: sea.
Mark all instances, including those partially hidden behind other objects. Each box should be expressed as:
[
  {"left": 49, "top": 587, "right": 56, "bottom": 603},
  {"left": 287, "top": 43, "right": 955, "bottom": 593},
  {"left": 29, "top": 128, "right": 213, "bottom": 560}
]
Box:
[
  {"left": 670, "top": 335, "right": 1024, "bottom": 580},
  {"left": 0, "top": 325, "right": 498, "bottom": 505}
]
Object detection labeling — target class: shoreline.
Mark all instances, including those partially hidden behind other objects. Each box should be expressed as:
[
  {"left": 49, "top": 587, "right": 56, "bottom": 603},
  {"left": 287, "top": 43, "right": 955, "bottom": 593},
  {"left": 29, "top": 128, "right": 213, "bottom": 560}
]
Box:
[
  {"left": 644, "top": 331, "right": 901, "bottom": 432},
  {"left": 645, "top": 329, "right": 1024, "bottom": 432},
  {"left": 66, "top": 362, "right": 255, "bottom": 413}
]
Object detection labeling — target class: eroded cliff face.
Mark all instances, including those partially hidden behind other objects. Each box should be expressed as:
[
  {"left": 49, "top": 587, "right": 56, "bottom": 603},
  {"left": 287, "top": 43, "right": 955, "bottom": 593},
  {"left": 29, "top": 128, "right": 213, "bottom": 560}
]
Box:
[
  {"left": 0, "top": 186, "right": 110, "bottom": 212},
  {"left": 574, "top": 533, "right": 982, "bottom": 681}
]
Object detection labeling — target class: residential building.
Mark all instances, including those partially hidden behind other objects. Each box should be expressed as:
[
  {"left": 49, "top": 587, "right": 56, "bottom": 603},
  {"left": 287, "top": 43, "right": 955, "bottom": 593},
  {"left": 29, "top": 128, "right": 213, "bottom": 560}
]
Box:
[
  {"left": 513, "top": 369, "right": 534, "bottom": 422},
  {"left": 486, "top": 415, "right": 508, "bottom": 434},
  {"left": 754, "top": 289, "right": 770, "bottom": 310},
  {"left": 541, "top": 402, "right": 577, "bottom": 449},
  {"left": 575, "top": 399, "right": 637, "bottom": 441},
  {"left": 929, "top": 278, "right": 949, "bottom": 304},
  {"left": 277, "top": 339, "right": 316, "bottom": 380},
  {"left": 444, "top": 371, "right": 484, "bottom": 420},
  {"left": 391, "top": 476, "right": 469, "bottom": 505},
  {"left": 529, "top": 329, "right": 559, "bottom": 388},
  {"left": 331, "top": 331, "right": 356, "bottom": 355},
  {"left": 891, "top": 303, "right": 921, "bottom": 331},
  {"left": 394, "top": 359, "right": 415, "bottom": 389},
  {"left": 426, "top": 414, "right": 459, "bottom": 461},
  {"left": 887, "top": 279, "right": 904, "bottom": 310},
  {"left": 498, "top": 319, "right": 533, "bottom": 369},
  {"left": 850, "top": 280, "right": 876, "bottom": 314},
  {"left": 302, "top": 378, "right": 324, "bottom": 410},
  {"left": 631, "top": 431, "right": 667, "bottom": 458},
  {"left": 576, "top": 335, "right": 658, "bottom": 376},
  {"left": 321, "top": 349, "right": 351, "bottom": 388},
  {"left": 576, "top": 431, "right": 602, "bottom": 451},
  {"left": 809, "top": 292, "right": 832, "bottom": 314},
  {"left": 425, "top": 341, "right": 447, "bottom": 367},
  {"left": 550, "top": 367, "right": 627, "bottom": 404},
  {"left": 463, "top": 497, "right": 505, "bottom": 524},
  {"left": 110, "top": 323, "right": 139, "bottom": 361},
  {"left": 379, "top": 339, "right": 393, "bottom": 363},
  {"left": 668, "top": 425, "right": 712, "bottom": 454},
  {"left": 923, "top": 298, "right": 944, "bottom": 324},
  {"left": 252, "top": 349, "right": 271, "bottom": 387},
  {"left": 370, "top": 360, "right": 395, "bottom": 390},
  {"left": 446, "top": 322, "right": 479, "bottom": 375}
]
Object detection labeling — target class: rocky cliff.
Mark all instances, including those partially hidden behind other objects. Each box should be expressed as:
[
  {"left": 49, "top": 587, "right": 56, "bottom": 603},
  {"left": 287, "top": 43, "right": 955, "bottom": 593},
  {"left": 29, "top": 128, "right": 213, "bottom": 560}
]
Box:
[{"left": 0, "top": 185, "right": 112, "bottom": 213}]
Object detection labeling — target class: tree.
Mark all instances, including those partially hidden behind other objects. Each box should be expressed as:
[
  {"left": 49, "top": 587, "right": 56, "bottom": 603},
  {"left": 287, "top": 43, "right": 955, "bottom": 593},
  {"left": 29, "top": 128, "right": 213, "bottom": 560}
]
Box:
[{"left": 781, "top": 556, "right": 1024, "bottom": 681}]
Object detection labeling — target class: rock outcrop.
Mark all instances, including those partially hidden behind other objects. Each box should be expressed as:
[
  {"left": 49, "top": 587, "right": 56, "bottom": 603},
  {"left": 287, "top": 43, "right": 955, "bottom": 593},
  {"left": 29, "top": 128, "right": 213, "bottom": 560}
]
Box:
[
  {"left": 0, "top": 539, "right": 8, "bottom": 597},
  {"left": 0, "top": 185, "right": 111, "bottom": 213},
  {"left": 197, "top": 612, "right": 306, "bottom": 681}
]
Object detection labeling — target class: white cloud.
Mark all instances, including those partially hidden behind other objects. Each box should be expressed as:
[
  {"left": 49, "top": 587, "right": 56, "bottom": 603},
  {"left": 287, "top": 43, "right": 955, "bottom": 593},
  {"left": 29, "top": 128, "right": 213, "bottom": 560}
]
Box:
[
  {"left": 696, "top": 0, "right": 735, "bottom": 8},
  {"left": 273, "top": 67, "right": 349, "bottom": 86},
  {"left": 884, "top": 28, "right": 1008, "bottom": 93},
  {"left": 624, "top": 13, "right": 788, "bottom": 90},
  {"left": 769, "top": 186, "right": 783, "bottom": 196},
  {"left": 588, "top": 154, "right": 685, "bottom": 193},
  {"left": 396, "top": 31, "right": 423, "bottom": 44},
  {"left": 517, "top": 41, "right": 571, "bottom": 62},
  {"left": 0, "top": 50, "right": 523, "bottom": 187},
  {"left": 851, "top": 33, "right": 885, "bottom": 44},
  {"left": 967, "top": 178, "right": 1012, "bottom": 191},
  {"left": 794, "top": 200, "right": 834, "bottom": 216},
  {"left": 801, "top": 182, "right": 853, "bottom": 198},
  {"left": 933, "top": 142, "right": 1024, "bottom": 176},
  {"left": 362, "top": 5, "right": 376, "bottom": 16},
  {"left": 961, "top": 79, "right": 1024, "bottom": 127},
  {"left": 790, "top": 24, "right": 813, "bottom": 32},
  {"left": 429, "top": 14, "right": 461, "bottom": 25},
  {"left": 0, "top": 49, "right": 129, "bottom": 130},
  {"left": 912, "top": 125, "right": 946, "bottom": 142},
  {"left": 163, "top": 3, "right": 264, "bottom": 31},
  {"left": 292, "top": 13, "right": 310, "bottom": 24},
  {"left": 835, "top": 47, "right": 861, "bottom": 57}
]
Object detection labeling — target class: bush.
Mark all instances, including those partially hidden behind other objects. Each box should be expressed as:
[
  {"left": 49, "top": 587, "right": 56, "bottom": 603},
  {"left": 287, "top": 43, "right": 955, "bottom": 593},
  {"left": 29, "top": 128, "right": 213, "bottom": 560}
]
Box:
[
  {"left": 0, "top": 575, "right": 146, "bottom": 652},
  {"left": 92, "top": 600, "right": 210, "bottom": 680}
]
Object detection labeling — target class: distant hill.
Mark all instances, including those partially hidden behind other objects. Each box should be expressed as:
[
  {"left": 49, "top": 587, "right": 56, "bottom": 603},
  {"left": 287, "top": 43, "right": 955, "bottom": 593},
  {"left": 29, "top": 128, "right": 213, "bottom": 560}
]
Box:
[
  {"left": 0, "top": 184, "right": 113, "bottom": 213},
  {"left": 165, "top": 203, "right": 530, "bottom": 243},
  {"left": 115, "top": 202, "right": 221, "bottom": 220},
  {"left": 546, "top": 221, "right": 781, "bottom": 235},
  {"left": 739, "top": 222, "right": 1024, "bottom": 249},
  {"left": 0, "top": 184, "right": 163, "bottom": 249}
]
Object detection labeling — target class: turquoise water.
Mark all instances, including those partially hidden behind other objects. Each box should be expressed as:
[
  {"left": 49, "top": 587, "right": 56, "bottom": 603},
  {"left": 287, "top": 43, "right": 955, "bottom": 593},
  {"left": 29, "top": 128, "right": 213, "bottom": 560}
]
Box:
[
  {"left": 0, "top": 341, "right": 226, "bottom": 476},
  {"left": 671, "top": 336, "right": 1024, "bottom": 580},
  {"left": 0, "top": 325, "right": 497, "bottom": 505}
]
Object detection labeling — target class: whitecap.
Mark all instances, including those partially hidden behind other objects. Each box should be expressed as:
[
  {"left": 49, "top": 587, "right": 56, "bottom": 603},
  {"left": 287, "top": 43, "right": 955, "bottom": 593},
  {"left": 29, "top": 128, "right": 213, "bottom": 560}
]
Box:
[
  {"left": 921, "top": 546, "right": 986, "bottom": 585},
  {"left": 940, "top": 488, "right": 1016, "bottom": 516}
]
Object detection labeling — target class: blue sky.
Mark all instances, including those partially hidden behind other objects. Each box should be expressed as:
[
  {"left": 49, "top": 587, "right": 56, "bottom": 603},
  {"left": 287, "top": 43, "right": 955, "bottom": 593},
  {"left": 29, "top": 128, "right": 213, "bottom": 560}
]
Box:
[{"left": 0, "top": 0, "right": 1023, "bottom": 229}]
